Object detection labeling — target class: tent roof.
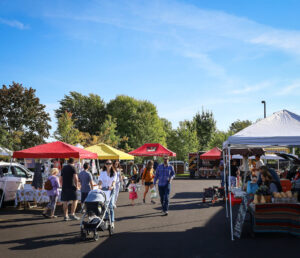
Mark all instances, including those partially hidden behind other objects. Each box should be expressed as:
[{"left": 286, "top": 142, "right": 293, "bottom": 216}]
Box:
[
  {"left": 223, "top": 110, "right": 300, "bottom": 148},
  {"left": 200, "top": 147, "right": 221, "bottom": 160},
  {"left": 0, "top": 146, "right": 13, "bottom": 157},
  {"left": 129, "top": 143, "right": 176, "bottom": 157},
  {"left": 13, "top": 141, "right": 98, "bottom": 159},
  {"left": 85, "top": 143, "right": 134, "bottom": 160}
]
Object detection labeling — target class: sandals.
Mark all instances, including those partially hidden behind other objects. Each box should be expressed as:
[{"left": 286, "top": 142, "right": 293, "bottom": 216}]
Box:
[{"left": 50, "top": 215, "right": 57, "bottom": 219}]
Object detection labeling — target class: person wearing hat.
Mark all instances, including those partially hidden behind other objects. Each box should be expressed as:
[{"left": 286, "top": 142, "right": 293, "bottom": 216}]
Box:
[{"left": 154, "top": 155, "right": 175, "bottom": 216}]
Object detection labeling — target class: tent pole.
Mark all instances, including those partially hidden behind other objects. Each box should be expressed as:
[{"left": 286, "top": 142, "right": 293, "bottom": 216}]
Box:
[
  {"left": 223, "top": 150, "right": 228, "bottom": 218},
  {"left": 228, "top": 146, "right": 234, "bottom": 241}
]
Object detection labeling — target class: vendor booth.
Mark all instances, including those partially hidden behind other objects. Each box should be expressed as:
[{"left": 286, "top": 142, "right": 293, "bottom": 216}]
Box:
[
  {"left": 223, "top": 110, "right": 300, "bottom": 240},
  {"left": 13, "top": 141, "right": 97, "bottom": 159},
  {"left": 199, "top": 147, "right": 221, "bottom": 178},
  {"left": 11, "top": 141, "right": 97, "bottom": 208},
  {"left": 129, "top": 143, "right": 179, "bottom": 173},
  {"left": 85, "top": 143, "right": 134, "bottom": 160},
  {"left": 129, "top": 143, "right": 176, "bottom": 157}
]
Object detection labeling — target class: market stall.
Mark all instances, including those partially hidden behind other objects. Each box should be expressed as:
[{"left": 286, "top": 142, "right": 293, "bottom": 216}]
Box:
[
  {"left": 223, "top": 110, "right": 300, "bottom": 240},
  {"left": 199, "top": 147, "right": 221, "bottom": 178},
  {"left": 85, "top": 143, "right": 134, "bottom": 160},
  {"left": 12, "top": 141, "right": 97, "bottom": 208},
  {"left": 129, "top": 143, "right": 176, "bottom": 157}
]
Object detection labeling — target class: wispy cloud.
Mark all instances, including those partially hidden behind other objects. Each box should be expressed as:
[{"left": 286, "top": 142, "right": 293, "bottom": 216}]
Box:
[
  {"left": 231, "top": 81, "right": 272, "bottom": 95},
  {"left": 276, "top": 81, "right": 300, "bottom": 96},
  {"left": 0, "top": 17, "right": 28, "bottom": 29}
]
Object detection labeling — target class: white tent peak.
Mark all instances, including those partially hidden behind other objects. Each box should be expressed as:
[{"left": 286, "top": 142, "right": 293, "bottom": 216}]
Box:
[
  {"left": 224, "top": 109, "right": 300, "bottom": 147},
  {"left": 234, "top": 109, "right": 300, "bottom": 137}
]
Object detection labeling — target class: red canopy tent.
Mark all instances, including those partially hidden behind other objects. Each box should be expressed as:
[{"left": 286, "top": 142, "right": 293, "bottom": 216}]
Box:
[
  {"left": 200, "top": 147, "right": 221, "bottom": 160},
  {"left": 129, "top": 143, "right": 176, "bottom": 157},
  {"left": 13, "top": 141, "right": 97, "bottom": 159}
]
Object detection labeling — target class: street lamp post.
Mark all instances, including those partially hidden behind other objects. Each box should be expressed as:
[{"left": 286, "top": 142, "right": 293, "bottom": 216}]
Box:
[{"left": 261, "top": 100, "right": 266, "bottom": 118}]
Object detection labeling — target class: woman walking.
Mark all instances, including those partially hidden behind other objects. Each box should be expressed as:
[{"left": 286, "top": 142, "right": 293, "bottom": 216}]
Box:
[
  {"left": 142, "top": 160, "right": 156, "bottom": 204},
  {"left": 98, "top": 160, "right": 117, "bottom": 228},
  {"left": 42, "top": 168, "right": 60, "bottom": 218},
  {"left": 113, "top": 160, "right": 123, "bottom": 208}
]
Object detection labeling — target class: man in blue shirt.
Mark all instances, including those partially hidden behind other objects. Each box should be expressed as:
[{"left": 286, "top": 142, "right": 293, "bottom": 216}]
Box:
[{"left": 154, "top": 155, "right": 175, "bottom": 216}]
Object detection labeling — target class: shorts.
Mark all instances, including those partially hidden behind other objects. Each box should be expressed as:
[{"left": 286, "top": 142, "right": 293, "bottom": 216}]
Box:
[
  {"left": 144, "top": 182, "right": 153, "bottom": 186},
  {"left": 81, "top": 192, "right": 89, "bottom": 203},
  {"left": 61, "top": 188, "right": 77, "bottom": 201}
]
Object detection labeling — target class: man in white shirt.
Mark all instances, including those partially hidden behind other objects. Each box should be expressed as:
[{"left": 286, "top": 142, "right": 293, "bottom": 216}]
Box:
[{"left": 254, "top": 154, "right": 264, "bottom": 176}]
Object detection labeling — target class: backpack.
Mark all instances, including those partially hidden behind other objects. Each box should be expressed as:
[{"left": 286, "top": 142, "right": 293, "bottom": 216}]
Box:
[{"left": 44, "top": 178, "right": 53, "bottom": 190}]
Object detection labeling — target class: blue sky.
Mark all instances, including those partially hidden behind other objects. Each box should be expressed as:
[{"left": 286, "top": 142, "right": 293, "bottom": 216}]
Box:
[{"left": 1, "top": 0, "right": 300, "bottom": 137}]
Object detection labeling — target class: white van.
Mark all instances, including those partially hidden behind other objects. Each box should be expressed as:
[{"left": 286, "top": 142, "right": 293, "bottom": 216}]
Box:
[{"left": 0, "top": 162, "right": 34, "bottom": 207}]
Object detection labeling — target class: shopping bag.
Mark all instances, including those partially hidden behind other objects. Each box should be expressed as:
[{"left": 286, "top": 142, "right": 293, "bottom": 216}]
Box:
[{"left": 150, "top": 186, "right": 157, "bottom": 199}]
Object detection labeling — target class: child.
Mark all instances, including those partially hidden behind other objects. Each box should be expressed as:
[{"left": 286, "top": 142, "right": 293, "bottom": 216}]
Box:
[
  {"left": 128, "top": 179, "right": 138, "bottom": 205},
  {"left": 247, "top": 175, "right": 259, "bottom": 195}
]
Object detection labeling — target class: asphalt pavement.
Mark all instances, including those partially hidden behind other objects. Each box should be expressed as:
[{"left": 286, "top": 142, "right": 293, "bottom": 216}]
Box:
[{"left": 0, "top": 179, "right": 298, "bottom": 258}]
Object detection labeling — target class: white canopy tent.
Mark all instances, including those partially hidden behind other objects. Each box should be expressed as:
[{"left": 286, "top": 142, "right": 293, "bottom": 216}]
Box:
[
  {"left": 0, "top": 146, "right": 13, "bottom": 157},
  {"left": 223, "top": 110, "right": 300, "bottom": 148},
  {"left": 223, "top": 110, "right": 300, "bottom": 240}
]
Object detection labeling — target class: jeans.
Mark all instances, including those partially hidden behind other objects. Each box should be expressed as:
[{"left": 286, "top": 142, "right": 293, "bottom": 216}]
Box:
[
  {"left": 106, "top": 191, "right": 115, "bottom": 222},
  {"left": 47, "top": 195, "right": 58, "bottom": 211},
  {"left": 158, "top": 184, "right": 170, "bottom": 212}
]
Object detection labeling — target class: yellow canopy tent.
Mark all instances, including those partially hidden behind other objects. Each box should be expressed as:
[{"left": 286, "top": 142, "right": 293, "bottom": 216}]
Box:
[{"left": 85, "top": 143, "right": 134, "bottom": 160}]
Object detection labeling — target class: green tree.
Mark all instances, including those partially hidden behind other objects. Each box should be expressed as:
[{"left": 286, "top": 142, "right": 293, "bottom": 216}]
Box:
[
  {"left": 0, "top": 82, "right": 51, "bottom": 150},
  {"left": 167, "top": 121, "right": 199, "bottom": 162},
  {"left": 193, "top": 109, "right": 216, "bottom": 150},
  {"left": 55, "top": 92, "right": 107, "bottom": 135},
  {"left": 98, "top": 115, "right": 120, "bottom": 147},
  {"left": 229, "top": 119, "right": 252, "bottom": 134},
  {"left": 208, "top": 130, "right": 234, "bottom": 150},
  {"left": 107, "top": 95, "right": 166, "bottom": 149},
  {"left": 54, "top": 111, "right": 80, "bottom": 145}
]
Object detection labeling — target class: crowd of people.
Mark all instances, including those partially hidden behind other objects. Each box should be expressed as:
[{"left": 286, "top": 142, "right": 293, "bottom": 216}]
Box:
[
  {"left": 220, "top": 153, "right": 300, "bottom": 199},
  {"left": 41, "top": 155, "right": 176, "bottom": 228}
]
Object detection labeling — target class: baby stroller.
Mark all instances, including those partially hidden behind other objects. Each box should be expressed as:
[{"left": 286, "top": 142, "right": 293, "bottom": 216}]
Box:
[{"left": 80, "top": 188, "right": 114, "bottom": 241}]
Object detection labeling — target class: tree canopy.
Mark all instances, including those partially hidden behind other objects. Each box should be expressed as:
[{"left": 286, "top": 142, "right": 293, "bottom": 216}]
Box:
[
  {"left": 229, "top": 119, "right": 252, "bottom": 134},
  {"left": 0, "top": 82, "right": 51, "bottom": 150},
  {"left": 192, "top": 109, "right": 216, "bottom": 150},
  {"left": 55, "top": 92, "right": 107, "bottom": 135},
  {"left": 107, "top": 95, "right": 166, "bottom": 149},
  {"left": 167, "top": 121, "right": 199, "bottom": 162},
  {"left": 54, "top": 111, "right": 80, "bottom": 145}
]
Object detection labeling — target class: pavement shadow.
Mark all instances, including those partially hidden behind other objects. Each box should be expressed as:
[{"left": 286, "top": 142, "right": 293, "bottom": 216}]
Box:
[
  {"left": 0, "top": 232, "right": 81, "bottom": 250},
  {"left": 83, "top": 207, "right": 299, "bottom": 258},
  {"left": 172, "top": 192, "right": 204, "bottom": 199}
]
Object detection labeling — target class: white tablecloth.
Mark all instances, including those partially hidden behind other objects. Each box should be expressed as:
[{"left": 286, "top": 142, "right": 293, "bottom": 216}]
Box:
[{"left": 15, "top": 189, "right": 81, "bottom": 206}]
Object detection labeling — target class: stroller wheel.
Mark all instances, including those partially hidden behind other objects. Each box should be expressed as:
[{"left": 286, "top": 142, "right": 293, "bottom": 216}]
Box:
[
  {"left": 93, "top": 232, "right": 99, "bottom": 241},
  {"left": 80, "top": 230, "right": 87, "bottom": 241}
]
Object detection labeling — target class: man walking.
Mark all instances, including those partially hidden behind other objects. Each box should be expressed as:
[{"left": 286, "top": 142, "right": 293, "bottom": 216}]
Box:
[
  {"left": 78, "top": 162, "right": 94, "bottom": 210},
  {"left": 60, "top": 158, "right": 79, "bottom": 221},
  {"left": 154, "top": 155, "right": 175, "bottom": 216}
]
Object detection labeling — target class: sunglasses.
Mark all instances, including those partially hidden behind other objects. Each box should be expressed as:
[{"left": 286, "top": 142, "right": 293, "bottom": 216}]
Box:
[{"left": 106, "top": 162, "right": 112, "bottom": 165}]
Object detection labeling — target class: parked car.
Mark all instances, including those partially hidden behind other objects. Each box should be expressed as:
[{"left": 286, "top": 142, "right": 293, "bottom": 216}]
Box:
[{"left": 0, "top": 162, "right": 34, "bottom": 208}]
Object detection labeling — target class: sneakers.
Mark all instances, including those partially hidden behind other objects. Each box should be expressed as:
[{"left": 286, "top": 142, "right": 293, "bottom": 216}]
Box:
[
  {"left": 111, "top": 222, "right": 115, "bottom": 228},
  {"left": 151, "top": 200, "right": 156, "bottom": 204},
  {"left": 64, "top": 216, "right": 71, "bottom": 221},
  {"left": 163, "top": 211, "right": 168, "bottom": 216},
  {"left": 69, "top": 214, "right": 80, "bottom": 220}
]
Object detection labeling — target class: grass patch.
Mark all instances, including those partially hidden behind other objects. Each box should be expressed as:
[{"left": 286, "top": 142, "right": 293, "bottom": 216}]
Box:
[{"left": 176, "top": 173, "right": 190, "bottom": 177}]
